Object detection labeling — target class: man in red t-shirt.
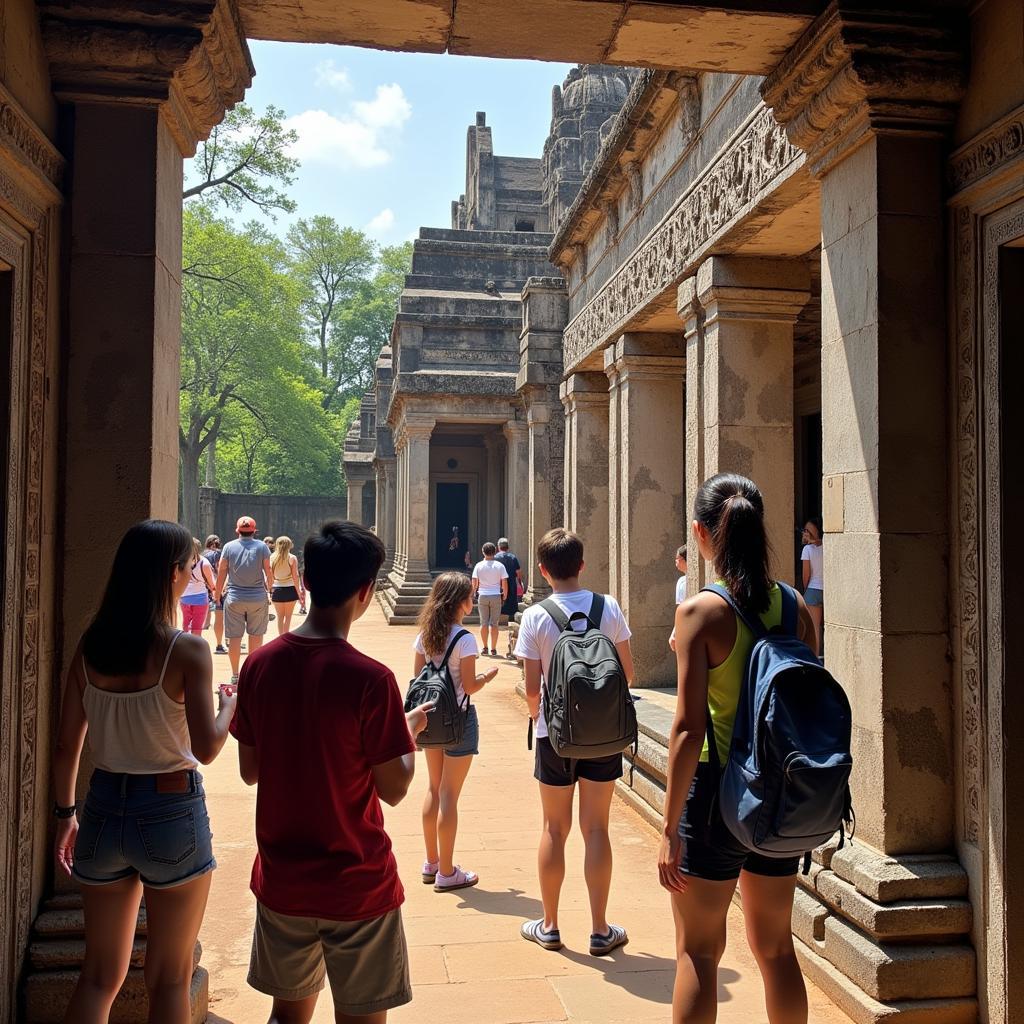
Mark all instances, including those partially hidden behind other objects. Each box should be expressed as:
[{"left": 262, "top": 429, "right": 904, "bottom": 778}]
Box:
[{"left": 231, "top": 520, "right": 432, "bottom": 1023}]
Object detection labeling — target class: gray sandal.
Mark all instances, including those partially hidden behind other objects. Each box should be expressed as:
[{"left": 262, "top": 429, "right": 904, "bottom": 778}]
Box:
[{"left": 521, "top": 918, "right": 563, "bottom": 951}]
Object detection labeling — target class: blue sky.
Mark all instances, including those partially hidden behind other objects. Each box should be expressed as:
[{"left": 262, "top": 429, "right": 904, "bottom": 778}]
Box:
[{"left": 194, "top": 42, "right": 574, "bottom": 244}]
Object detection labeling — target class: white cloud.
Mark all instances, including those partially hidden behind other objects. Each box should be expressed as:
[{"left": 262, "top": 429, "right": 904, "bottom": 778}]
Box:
[
  {"left": 366, "top": 208, "right": 396, "bottom": 233},
  {"left": 285, "top": 83, "right": 411, "bottom": 170},
  {"left": 314, "top": 60, "right": 353, "bottom": 92}
]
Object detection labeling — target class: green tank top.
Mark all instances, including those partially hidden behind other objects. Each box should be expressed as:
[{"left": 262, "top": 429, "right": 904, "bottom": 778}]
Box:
[{"left": 701, "top": 583, "right": 783, "bottom": 764}]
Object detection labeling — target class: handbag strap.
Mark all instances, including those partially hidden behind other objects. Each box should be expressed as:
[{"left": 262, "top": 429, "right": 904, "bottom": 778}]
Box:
[{"left": 432, "top": 628, "right": 471, "bottom": 670}]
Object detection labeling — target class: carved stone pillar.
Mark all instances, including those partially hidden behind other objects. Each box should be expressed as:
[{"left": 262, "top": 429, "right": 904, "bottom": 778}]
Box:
[
  {"left": 679, "top": 257, "right": 810, "bottom": 585},
  {"left": 26, "top": 4, "right": 253, "bottom": 1022},
  {"left": 604, "top": 334, "right": 685, "bottom": 688},
  {"left": 483, "top": 432, "right": 504, "bottom": 544},
  {"left": 523, "top": 403, "right": 554, "bottom": 603},
  {"left": 762, "top": 6, "right": 974, "bottom": 1019},
  {"left": 376, "top": 458, "right": 396, "bottom": 575},
  {"left": 346, "top": 479, "right": 366, "bottom": 526},
  {"left": 503, "top": 419, "right": 530, "bottom": 558},
  {"left": 559, "top": 373, "right": 610, "bottom": 594},
  {"left": 402, "top": 420, "right": 434, "bottom": 581}
]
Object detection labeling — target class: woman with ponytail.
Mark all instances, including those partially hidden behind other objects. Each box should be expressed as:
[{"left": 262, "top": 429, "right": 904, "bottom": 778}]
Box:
[
  {"left": 413, "top": 572, "right": 498, "bottom": 892},
  {"left": 658, "top": 474, "right": 815, "bottom": 1024}
]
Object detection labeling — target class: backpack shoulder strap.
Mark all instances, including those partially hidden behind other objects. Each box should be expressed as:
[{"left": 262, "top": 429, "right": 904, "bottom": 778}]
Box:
[
  {"left": 540, "top": 598, "right": 571, "bottom": 632},
  {"left": 776, "top": 582, "right": 800, "bottom": 637},
  {"left": 588, "top": 593, "right": 606, "bottom": 631},
  {"left": 701, "top": 583, "right": 767, "bottom": 639},
  {"left": 439, "top": 629, "right": 471, "bottom": 668}
]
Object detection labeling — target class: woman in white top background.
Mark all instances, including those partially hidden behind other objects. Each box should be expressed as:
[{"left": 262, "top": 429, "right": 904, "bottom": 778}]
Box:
[
  {"left": 269, "top": 535, "right": 304, "bottom": 635},
  {"left": 180, "top": 537, "right": 215, "bottom": 637},
  {"left": 801, "top": 516, "right": 825, "bottom": 656},
  {"left": 413, "top": 572, "right": 498, "bottom": 893},
  {"left": 52, "top": 520, "right": 236, "bottom": 1024}
]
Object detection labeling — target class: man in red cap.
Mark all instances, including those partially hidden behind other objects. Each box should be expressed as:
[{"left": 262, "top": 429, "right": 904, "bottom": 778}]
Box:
[{"left": 214, "top": 516, "right": 274, "bottom": 682}]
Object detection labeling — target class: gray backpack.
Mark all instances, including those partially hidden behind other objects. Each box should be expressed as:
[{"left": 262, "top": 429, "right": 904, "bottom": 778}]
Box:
[{"left": 537, "top": 594, "right": 637, "bottom": 759}]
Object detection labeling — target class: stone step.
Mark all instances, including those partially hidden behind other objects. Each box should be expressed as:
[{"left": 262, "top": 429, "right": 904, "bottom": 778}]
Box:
[
  {"left": 34, "top": 906, "right": 147, "bottom": 939},
  {"left": 29, "top": 937, "right": 148, "bottom": 971}
]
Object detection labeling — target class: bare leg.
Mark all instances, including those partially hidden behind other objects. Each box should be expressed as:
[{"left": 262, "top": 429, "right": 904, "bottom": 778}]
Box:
[
  {"left": 228, "top": 636, "right": 242, "bottom": 676},
  {"left": 739, "top": 871, "right": 807, "bottom": 1024},
  {"left": 213, "top": 608, "right": 224, "bottom": 648},
  {"left": 143, "top": 872, "right": 213, "bottom": 1024},
  {"left": 537, "top": 782, "right": 574, "bottom": 931},
  {"left": 336, "top": 1013, "right": 386, "bottom": 1024},
  {"left": 274, "top": 601, "right": 296, "bottom": 635},
  {"left": 670, "top": 875, "right": 737, "bottom": 1024},
  {"left": 248, "top": 632, "right": 265, "bottom": 656},
  {"left": 807, "top": 605, "right": 823, "bottom": 656},
  {"left": 63, "top": 876, "right": 143, "bottom": 1024},
  {"left": 437, "top": 754, "right": 474, "bottom": 876},
  {"left": 577, "top": 778, "right": 615, "bottom": 935},
  {"left": 269, "top": 995, "right": 318, "bottom": 1024},
  {"left": 422, "top": 749, "right": 444, "bottom": 865}
]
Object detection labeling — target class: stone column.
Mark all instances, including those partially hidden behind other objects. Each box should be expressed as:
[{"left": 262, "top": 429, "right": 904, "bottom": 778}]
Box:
[
  {"left": 484, "top": 433, "right": 504, "bottom": 543},
  {"left": 679, "top": 257, "right": 810, "bottom": 585},
  {"left": 604, "top": 334, "right": 686, "bottom": 688},
  {"left": 503, "top": 420, "right": 530, "bottom": 555},
  {"left": 678, "top": 279, "right": 707, "bottom": 597},
  {"left": 393, "top": 444, "right": 407, "bottom": 574},
  {"left": 559, "top": 372, "right": 610, "bottom": 594},
  {"left": 762, "top": 8, "right": 974, "bottom": 1018},
  {"left": 377, "top": 459, "right": 397, "bottom": 573},
  {"left": 523, "top": 403, "right": 554, "bottom": 603},
  {"left": 403, "top": 420, "right": 435, "bottom": 580},
  {"left": 346, "top": 479, "right": 366, "bottom": 526}
]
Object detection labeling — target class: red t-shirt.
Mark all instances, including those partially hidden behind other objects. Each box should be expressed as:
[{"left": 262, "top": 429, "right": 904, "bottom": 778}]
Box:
[{"left": 229, "top": 632, "right": 415, "bottom": 921}]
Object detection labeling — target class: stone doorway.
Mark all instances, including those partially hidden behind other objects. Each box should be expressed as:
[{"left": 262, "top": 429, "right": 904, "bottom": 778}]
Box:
[{"left": 435, "top": 481, "right": 470, "bottom": 569}]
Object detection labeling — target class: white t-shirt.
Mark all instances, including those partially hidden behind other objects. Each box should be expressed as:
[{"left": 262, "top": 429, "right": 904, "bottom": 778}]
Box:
[
  {"left": 183, "top": 556, "right": 212, "bottom": 599},
  {"left": 675, "top": 575, "right": 687, "bottom": 604},
  {"left": 472, "top": 558, "right": 509, "bottom": 597},
  {"left": 801, "top": 543, "right": 824, "bottom": 591},
  {"left": 514, "top": 589, "right": 632, "bottom": 740},
  {"left": 413, "top": 625, "right": 479, "bottom": 703}
]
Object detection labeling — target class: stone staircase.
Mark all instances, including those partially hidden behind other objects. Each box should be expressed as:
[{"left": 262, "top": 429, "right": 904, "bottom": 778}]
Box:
[
  {"left": 24, "top": 894, "right": 206, "bottom": 1023},
  {"left": 377, "top": 571, "right": 522, "bottom": 626}
]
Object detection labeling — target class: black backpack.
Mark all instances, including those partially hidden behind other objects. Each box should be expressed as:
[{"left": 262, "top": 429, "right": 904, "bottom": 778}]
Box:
[
  {"left": 404, "top": 629, "right": 471, "bottom": 749},
  {"left": 534, "top": 595, "right": 637, "bottom": 759}
]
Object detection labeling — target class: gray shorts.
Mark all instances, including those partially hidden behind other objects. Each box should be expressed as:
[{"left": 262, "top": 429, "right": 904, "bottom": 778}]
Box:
[
  {"left": 478, "top": 594, "right": 502, "bottom": 628},
  {"left": 224, "top": 596, "right": 269, "bottom": 638}
]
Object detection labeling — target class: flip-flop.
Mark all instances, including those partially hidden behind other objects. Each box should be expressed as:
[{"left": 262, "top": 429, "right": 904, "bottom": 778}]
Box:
[
  {"left": 422, "top": 861, "right": 439, "bottom": 884},
  {"left": 521, "top": 918, "right": 563, "bottom": 951},
  {"left": 434, "top": 866, "right": 479, "bottom": 892},
  {"left": 590, "top": 924, "right": 628, "bottom": 956}
]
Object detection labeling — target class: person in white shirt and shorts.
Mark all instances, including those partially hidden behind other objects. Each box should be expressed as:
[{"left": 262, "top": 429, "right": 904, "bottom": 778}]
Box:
[
  {"left": 471, "top": 543, "right": 508, "bottom": 656},
  {"left": 801, "top": 517, "right": 825, "bottom": 656}
]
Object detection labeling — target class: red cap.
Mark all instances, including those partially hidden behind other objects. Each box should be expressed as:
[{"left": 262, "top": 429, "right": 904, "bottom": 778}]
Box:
[{"left": 236, "top": 516, "right": 257, "bottom": 534}]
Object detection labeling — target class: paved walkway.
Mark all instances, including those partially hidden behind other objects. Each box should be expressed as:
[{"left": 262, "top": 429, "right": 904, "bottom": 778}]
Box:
[{"left": 198, "top": 605, "right": 850, "bottom": 1023}]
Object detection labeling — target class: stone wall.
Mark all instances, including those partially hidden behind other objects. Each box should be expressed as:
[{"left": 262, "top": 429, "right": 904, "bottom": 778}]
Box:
[{"left": 199, "top": 488, "right": 347, "bottom": 547}]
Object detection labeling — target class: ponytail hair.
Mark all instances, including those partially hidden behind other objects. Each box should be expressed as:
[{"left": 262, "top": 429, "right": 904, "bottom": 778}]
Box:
[
  {"left": 694, "top": 473, "right": 773, "bottom": 613},
  {"left": 418, "top": 572, "right": 473, "bottom": 659}
]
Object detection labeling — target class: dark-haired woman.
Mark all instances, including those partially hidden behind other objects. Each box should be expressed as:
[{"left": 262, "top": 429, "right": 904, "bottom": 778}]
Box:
[
  {"left": 412, "top": 572, "right": 497, "bottom": 892},
  {"left": 658, "top": 474, "right": 814, "bottom": 1024},
  {"left": 51, "top": 519, "right": 237, "bottom": 1024},
  {"left": 801, "top": 517, "right": 825, "bottom": 656}
]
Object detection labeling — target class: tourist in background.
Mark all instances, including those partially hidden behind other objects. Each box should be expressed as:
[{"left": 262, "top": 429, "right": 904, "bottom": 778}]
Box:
[
  {"left": 213, "top": 516, "right": 273, "bottom": 686},
  {"left": 180, "top": 537, "right": 215, "bottom": 637},
  {"left": 495, "top": 537, "right": 523, "bottom": 624},
  {"left": 202, "top": 535, "right": 226, "bottom": 653},
  {"left": 668, "top": 544, "right": 688, "bottom": 653},
  {"left": 413, "top": 573, "right": 498, "bottom": 892},
  {"left": 51, "top": 519, "right": 236, "bottom": 1024},
  {"left": 659, "top": 474, "right": 813, "bottom": 1024},
  {"left": 471, "top": 542, "right": 509, "bottom": 656},
  {"left": 270, "top": 535, "right": 304, "bottom": 635},
  {"left": 801, "top": 517, "right": 824, "bottom": 656}
]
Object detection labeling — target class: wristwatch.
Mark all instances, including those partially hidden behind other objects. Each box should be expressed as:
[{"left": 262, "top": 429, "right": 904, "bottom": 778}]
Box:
[{"left": 53, "top": 802, "right": 76, "bottom": 819}]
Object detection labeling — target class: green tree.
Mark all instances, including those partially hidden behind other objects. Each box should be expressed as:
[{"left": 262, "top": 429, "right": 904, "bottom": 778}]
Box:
[{"left": 183, "top": 104, "right": 299, "bottom": 216}]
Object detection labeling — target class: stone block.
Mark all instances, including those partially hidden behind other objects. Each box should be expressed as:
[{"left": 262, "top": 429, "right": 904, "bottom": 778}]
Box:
[
  {"left": 793, "top": 886, "right": 830, "bottom": 945},
  {"left": 821, "top": 323, "right": 879, "bottom": 476},
  {"left": 878, "top": 533, "right": 949, "bottom": 635},
  {"left": 819, "top": 139, "right": 878, "bottom": 248},
  {"left": 840, "top": 470, "right": 880, "bottom": 534},
  {"left": 696, "top": 254, "right": 812, "bottom": 295},
  {"left": 823, "top": 473, "right": 844, "bottom": 533},
  {"left": 822, "top": 915, "right": 975, "bottom": 1001},
  {"left": 821, "top": 216, "right": 879, "bottom": 345},
  {"left": 823, "top": 533, "right": 882, "bottom": 632},
  {"left": 814, "top": 870, "right": 971, "bottom": 941},
  {"left": 830, "top": 845, "right": 968, "bottom": 903}
]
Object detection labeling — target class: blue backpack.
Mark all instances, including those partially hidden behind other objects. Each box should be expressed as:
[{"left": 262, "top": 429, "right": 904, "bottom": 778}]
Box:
[{"left": 703, "top": 583, "right": 854, "bottom": 871}]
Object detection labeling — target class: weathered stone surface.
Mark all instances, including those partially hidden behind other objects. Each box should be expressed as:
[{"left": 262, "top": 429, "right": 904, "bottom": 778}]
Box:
[
  {"left": 830, "top": 846, "right": 969, "bottom": 904},
  {"left": 794, "top": 886, "right": 830, "bottom": 945}
]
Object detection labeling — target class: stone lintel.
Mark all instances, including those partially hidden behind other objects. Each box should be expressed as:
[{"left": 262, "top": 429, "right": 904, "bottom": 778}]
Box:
[
  {"left": 560, "top": 371, "right": 609, "bottom": 407},
  {"left": 503, "top": 419, "right": 528, "bottom": 441},
  {"left": 697, "top": 255, "right": 811, "bottom": 324},
  {"left": 526, "top": 402, "right": 552, "bottom": 427},
  {"left": 38, "top": 0, "right": 253, "bottom": 157},
  {"left": 761, "top": 3, "right": 967, "bottom": 176},
  {"left": 606, "top": 332, "right": 685, "bottom": 380}
]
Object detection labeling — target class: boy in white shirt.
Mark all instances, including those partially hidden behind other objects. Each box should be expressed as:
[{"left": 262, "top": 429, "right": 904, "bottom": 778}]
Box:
[
  {"left": 514, "top": 528, "right": 635, "bottom": 957},
  {"left": 668, "top": 544, "right": 688, "bottom": 652},
  {"left": 471, "top": 542, "right": 508, "bottom": 656}
]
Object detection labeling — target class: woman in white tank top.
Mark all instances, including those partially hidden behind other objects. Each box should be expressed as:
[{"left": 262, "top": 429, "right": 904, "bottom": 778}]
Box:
[{"left": 51, "top": 519, "right": 237, "bottom": 1023}]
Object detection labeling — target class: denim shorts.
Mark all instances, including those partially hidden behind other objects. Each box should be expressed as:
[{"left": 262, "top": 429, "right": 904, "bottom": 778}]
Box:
[
  {"left": 73, "top": 769, "right": 216, "bottom": 889},
  {"left": 445, "top": 704, "right": 479, "bottom": 757},
  {"left": 804, "top": 587, "right": 824, "bottom": 607}
]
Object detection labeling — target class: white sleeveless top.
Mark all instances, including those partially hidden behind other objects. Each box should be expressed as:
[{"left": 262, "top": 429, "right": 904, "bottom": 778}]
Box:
[{"left": 81, "top": 631, "right": 198, "bottom": 773}]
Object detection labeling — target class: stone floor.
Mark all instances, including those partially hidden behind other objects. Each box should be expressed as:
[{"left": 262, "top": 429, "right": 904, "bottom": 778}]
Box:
[{"left": 197, "top": 605, "right": 852, "bottom": 1023}]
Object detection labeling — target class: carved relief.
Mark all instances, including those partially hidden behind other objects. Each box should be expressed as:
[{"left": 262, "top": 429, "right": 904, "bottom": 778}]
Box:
[
  {"left": 623, "top": 161, "right": 643, "bottom": 211},
  {"left": 676, "top": 77, "right": 701, "bottom": 148},
  {"left": 562, "top": 106, "right": 800, "bottom": 370},
  {"left": 0, "top": 86, "right": 64, "bottom": 190},
  {"left": 601, "top": 197, "right": 619, "bottom": 243},
  {"left": 949, "top": 107, "right": 1024, "bottom": 195}
]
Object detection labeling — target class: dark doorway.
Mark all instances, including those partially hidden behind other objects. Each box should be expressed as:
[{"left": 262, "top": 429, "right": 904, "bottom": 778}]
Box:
[
  {"left": 435, "top": 482, "right": 470, "bottom": 569},
  {"left": 797, "top": 411, "right": 822, "bottom": 579}
]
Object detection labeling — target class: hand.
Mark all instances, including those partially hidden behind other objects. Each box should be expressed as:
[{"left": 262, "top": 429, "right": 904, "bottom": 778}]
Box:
[
  {"left": 658, "top": 831, "right": 687, "bottom": 894},
  {"left": 476, "top": 668, "right": 499, "bottom": 685},
  {"left": 213, "top": 592, "right": 222, "bottom": 605},
  {"left": 54, "top": 816, "right": 78, "bottom": 877},
  {"left": 406, "top": 700, "right": 436, "bottom": 737},
  {"left": 217, "top": 684, "right": 237, "bottom": 714}
]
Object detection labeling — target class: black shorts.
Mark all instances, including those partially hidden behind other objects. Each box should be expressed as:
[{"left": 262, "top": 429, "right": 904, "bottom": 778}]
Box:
[
  {"left": 677, "top": 761, "right": 801, "bottom": 881},
  {"left": 534, "top": 736, "right": 623, "bottom": 787},
  {"left": 272, "top": 586, "right": 299, "bottom": 603}
]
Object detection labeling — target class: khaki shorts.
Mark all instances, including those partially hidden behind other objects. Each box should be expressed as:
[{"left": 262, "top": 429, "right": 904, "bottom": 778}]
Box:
[
  {"left": 248, "top": 903, "right": 411, "bottom": 1013},
  {"left": 478, "top": 594, "right": 502, "bottom": 628},
  {"left": 224, "top": 596, "right": 269, "bottom": 639}
]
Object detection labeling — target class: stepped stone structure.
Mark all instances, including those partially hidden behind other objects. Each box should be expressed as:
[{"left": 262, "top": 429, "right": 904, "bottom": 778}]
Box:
[{"left": 3, "top": 3, "right": 1024, "bottom": 1023}]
